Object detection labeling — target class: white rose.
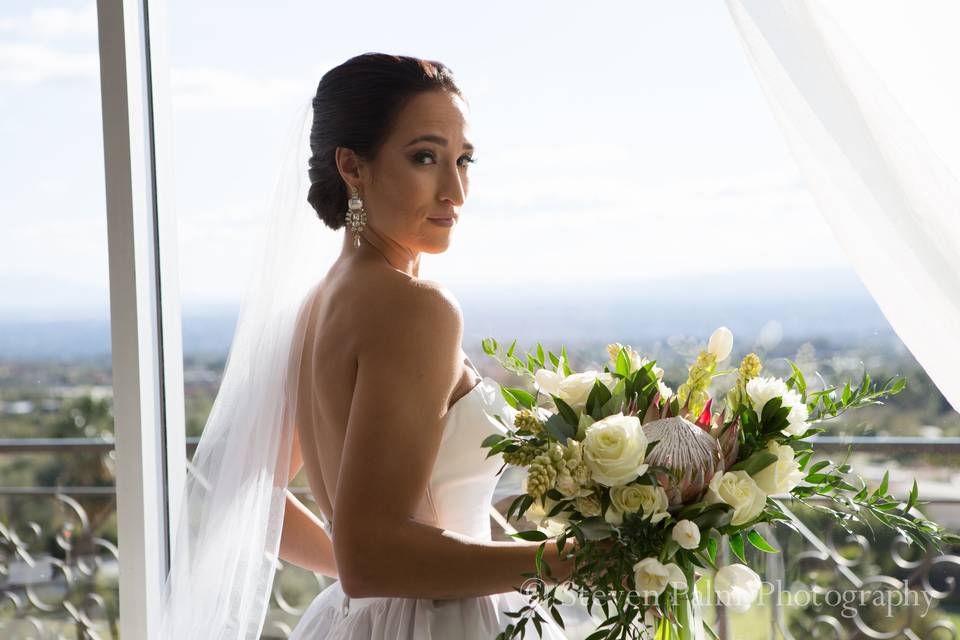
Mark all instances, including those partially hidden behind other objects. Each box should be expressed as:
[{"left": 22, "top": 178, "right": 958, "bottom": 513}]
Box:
[
  {"left": 706, "top": 470, "right": 767, "bottom": 526},
  {"left": 745, "top": 376, "right": 809, "bottom": 437},
  {"left": 582, "top": 413, "right": 649, "bottom": 487},
  {"left": 607, "top": 484, "right": 669, "bottom": 525},
  {"left": 751, "top": 441, "right": 804, "bottom": 495},
  {"left": 714, "top": 564, "right": 762, "bottom": 613},
  {"left": 633, "top": 557, "right": 670, "bottom": 597},
  {"left": 707, "top": 327, "right": 734, "bottom": 361},
  {"left": 574, "top": 493, "right": 602, "bottom": 517},
  {"left": 671, "top": 520, "right": 701, "bottom": 550},
  {"left": 783, "top": 397, "right": 810, "bottom": 437}
]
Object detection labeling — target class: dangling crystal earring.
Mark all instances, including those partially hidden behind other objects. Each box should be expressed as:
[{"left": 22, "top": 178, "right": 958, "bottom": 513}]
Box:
[{"left": 346, "top": 186, "right": 367, "bottom": 248}]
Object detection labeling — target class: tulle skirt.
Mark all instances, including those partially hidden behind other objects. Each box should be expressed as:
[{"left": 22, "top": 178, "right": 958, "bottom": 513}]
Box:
[{"left": 287, "top": 579, "right": 601, "bottom": 639}]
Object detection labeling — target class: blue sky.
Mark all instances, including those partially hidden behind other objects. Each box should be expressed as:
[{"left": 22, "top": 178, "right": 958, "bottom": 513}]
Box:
[{"left": 3, "top": 1, "right": 960, "bottom": 320}]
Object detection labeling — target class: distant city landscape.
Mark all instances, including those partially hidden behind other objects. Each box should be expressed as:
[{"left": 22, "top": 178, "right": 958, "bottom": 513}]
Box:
[{"left": 2, "top": 280, "right": 960, "bottom": 637}]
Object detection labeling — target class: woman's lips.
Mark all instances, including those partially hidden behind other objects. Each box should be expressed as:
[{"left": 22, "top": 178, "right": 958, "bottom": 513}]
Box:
[{"left": 428, "top": 216, "right": 456, "bottom": 227}]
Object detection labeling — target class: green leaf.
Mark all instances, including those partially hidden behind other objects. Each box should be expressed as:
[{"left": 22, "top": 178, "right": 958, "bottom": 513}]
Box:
[
  {"left": 615, "top": 347, "right": 630, "bottom": 377},
  {"left": 550, "top": 605, "right": 565, "bottom": 629},
  {"left": 729, "top": 451, "right": 778, "bottom": 476},
  {"left": 553, "top": 397, "right": 579, "bottom": 428},
  {"left": 480, "top": 433, "right": 505, "bottom": 447},
  {"left": 906, "top": 478, "right": 919, "bottom": 512},
  {"left": 511, "top": 529, "right": 548, "bottom": 542},
  {"left": 760, "top": 397, "right": 783, "bottom": 425},
  {"left": 728, "top": 532, "right": 746, "bottom": 563},
  {"left": 545, "top": 413, "right": 576, "bottom": 444},
  {"left": 499, "top": 385, "right": 520, "bottom": 410},
  {"left": 873, "top": 470, "right": 890, "bottom": 498},
  {"left": 585, "top": 379, "right": 613, "bottom": 417},
  {"left": 706, "top": 537, "right": 718, "bottom": 565},
  {"left": 509, "top": 387, "right": 537, "bottom": 410},
  {"left": 747, "top": 529, "right": 779, "bottom": 553},
  {"left": 807, "top": 459, "right": 830, "bottom": 474},
  {"left": 577, "top": 517, "right": 614, "bottom": 540}
]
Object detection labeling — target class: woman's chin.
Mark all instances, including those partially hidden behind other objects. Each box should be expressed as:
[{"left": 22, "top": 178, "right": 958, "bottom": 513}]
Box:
[{"left": 420, "top": 234, "right": 453, "bottom": 254}]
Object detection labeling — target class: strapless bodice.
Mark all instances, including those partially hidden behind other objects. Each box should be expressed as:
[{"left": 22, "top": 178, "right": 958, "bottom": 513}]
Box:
[{"left": 408, "top": 365, "right": 515, "bottom": 540}]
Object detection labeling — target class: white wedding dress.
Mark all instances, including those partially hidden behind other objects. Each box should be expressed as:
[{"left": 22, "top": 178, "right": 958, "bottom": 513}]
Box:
[{"left": 287, "top": 356, "right": 592, "bottom": 639}]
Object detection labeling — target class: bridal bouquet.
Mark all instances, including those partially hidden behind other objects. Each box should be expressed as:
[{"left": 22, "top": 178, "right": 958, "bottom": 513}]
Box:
[{"left": 480, "top": 328, "right": 959, "bottom": 640}]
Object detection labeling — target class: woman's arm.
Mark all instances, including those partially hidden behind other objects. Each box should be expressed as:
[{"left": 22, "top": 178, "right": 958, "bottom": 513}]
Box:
[
  {"left": 279, "top": 489, "right": 338, "bottom": 578},
  {"left": 333, "top": 279, "right": 576, "bottom": 600},
  {"left": 278, "top": 417, "right": 338, "bottom": 577}
]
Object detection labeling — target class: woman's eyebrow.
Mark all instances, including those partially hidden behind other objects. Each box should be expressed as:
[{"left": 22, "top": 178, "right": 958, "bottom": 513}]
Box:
[{"left": 405, "top": 134, "right": 474, "bottom": 151}]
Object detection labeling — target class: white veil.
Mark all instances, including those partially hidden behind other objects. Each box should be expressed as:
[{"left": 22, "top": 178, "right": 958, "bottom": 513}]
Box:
[{"left": 158, "top": 96, "right": 329, "bottom": 639}]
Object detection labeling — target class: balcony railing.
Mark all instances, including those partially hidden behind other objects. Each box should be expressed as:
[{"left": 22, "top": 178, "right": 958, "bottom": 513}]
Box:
[{"left": 1, "top": 436, "right": 958, "bottom": 638}]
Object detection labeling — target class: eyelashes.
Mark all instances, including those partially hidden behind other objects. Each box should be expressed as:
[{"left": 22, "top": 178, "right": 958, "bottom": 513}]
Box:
[{"left": 412, "top": 150, "right": 478, "bottom": 167}]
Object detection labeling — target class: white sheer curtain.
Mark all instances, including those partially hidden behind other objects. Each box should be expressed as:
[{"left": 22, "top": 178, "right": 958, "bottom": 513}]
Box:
[{"left": 724, "top": 0, "right": 960, "bottom": 412}]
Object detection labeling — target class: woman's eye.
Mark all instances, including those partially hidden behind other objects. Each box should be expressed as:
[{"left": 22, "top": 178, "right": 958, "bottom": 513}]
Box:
[{"left": 412, "top": 150, "right": 477, "bottom": 167}]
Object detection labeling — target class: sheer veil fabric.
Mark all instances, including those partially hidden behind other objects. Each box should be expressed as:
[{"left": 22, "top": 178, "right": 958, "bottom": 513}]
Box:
[
  {"left": 724, "top": 0, "right": 960, "bottom": 411},
  {"left": 159, "top": 98, "right": 327, "bottom": 639}
]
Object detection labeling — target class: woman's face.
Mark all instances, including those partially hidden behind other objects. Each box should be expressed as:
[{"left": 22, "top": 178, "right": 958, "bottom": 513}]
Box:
[{"left": 347, "top": 90, "right": 475, "bottom": 255}]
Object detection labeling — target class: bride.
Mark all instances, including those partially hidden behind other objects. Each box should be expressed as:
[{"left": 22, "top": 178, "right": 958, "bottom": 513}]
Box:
[
  {"left": 282, "top": 52, "right": 579, "bottom": 638},
  {"left": 158, "top": 51, "right": 608, "bottom": 640}
]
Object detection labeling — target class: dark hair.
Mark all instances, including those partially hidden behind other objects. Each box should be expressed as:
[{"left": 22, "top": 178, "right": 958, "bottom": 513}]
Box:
[{"left": 307, "top": 53, "right": 465, "bottom": 230}]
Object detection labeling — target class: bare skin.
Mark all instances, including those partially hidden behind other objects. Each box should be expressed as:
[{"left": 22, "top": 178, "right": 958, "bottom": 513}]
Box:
[{"left": 281, "top": 89, "right": 577, "bottom": 600}]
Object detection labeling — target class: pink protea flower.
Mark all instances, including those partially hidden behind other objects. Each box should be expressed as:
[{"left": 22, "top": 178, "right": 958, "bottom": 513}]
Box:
[
  {"left": 642, "top": 416, "right": 723, "bottom": 507},
  {"left": 715, "top": 415, "right": 740, "bottom": 470}
]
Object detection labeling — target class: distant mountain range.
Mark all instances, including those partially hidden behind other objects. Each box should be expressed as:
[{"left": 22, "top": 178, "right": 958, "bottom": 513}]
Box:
[{"left": 0, "top": 267, "right": 896, "bottom": 360}]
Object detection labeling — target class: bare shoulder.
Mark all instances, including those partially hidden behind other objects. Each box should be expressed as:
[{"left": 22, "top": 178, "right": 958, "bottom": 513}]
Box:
[{"left": 353, "top": 269, "right": 464, "bottom": 353}]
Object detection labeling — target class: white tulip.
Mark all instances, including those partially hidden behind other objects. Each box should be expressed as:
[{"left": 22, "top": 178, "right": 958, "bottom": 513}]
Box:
[
  {"left": 582, "top": 413, "right": 649, "bottom": 487},
  {"left": 671, "top": 520, "right": 701, "bottom": 550},
  {"left": 707, "top": 327, "right": 734, "bottom": 361},
  {"left": 665, "top": 562, "right": 688, "bottom": 591},
  {"left": 534, "top": 368, "right": 563, "bottom": 396},
  {"left": 705, "top": 470, "right": 767, "bottom": 526},
  {"left": 714, "top": 564, "right": 762, "bottom": 612},
  {"left": 522, "top": 488, "right": 569, "bottom": 537},
  {"left": 751, "top": 441, "right": 804, "bottom": 495},
  {"left": 633, "top": 557, "right": 670, "bottom": 597},
  {"left": 656, "top": 379, "right": 673, "bottom": 400},
  {"left": 560, "top": 370, "right": 618, "bottom": 408}
]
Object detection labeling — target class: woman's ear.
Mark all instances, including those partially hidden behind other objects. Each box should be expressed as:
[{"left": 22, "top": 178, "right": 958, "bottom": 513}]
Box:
[{"left": 335, "top": 146, "right": 362, "bottom": 192}]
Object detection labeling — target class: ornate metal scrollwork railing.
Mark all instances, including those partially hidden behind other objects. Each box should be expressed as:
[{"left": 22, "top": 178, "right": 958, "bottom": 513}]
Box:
[{"left": 1, "top": 436, "right": 958, "bottom": 639}]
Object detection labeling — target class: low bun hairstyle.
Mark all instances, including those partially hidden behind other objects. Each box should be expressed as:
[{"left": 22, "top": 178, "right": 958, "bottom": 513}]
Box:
[{"left": 307, "top": 53, "right": 465, "bottom": 230}]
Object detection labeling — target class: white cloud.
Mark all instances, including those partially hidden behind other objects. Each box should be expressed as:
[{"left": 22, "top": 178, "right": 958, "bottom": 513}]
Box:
[
  {"left": 0, "top": 42, "right": 98, "bottom": 85},
  {"left": 170, "top": 67, "right": 309, "bottom": 113},
  {"left": 0, "top": 3, "right": 97, "bottom": 39}
]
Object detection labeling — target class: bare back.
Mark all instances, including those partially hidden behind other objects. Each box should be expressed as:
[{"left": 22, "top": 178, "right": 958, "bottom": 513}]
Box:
[{"left": 293, "top": 257, "right": 481, "bottom": 523}]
